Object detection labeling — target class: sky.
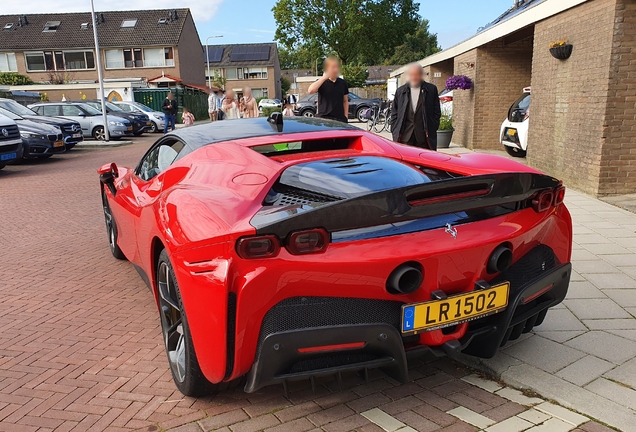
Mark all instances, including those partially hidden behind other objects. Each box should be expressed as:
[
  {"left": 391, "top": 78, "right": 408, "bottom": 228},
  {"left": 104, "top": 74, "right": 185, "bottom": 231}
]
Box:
[{"left": 2, "top": 0, "right": 515, "bottom": 51}]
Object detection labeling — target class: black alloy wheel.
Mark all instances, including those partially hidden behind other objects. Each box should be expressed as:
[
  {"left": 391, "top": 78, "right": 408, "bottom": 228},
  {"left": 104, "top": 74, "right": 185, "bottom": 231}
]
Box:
[{"left": 102, "top": 193, "right": 127, "bottom": 260}]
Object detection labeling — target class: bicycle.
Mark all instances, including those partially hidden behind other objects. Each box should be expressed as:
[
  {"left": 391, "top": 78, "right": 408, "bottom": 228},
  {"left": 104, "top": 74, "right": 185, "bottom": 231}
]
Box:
[{"left": 367, "top": 101, "right": 390, "bottom": 133}]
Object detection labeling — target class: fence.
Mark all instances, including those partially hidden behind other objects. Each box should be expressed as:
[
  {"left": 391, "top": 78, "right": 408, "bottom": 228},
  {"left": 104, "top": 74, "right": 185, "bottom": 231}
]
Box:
[
  {"left": 349, "top": 85, "right": 387, "bottom": 100},
  {"left": 133, "top": 87, "right": 208, "bottom": 123}
]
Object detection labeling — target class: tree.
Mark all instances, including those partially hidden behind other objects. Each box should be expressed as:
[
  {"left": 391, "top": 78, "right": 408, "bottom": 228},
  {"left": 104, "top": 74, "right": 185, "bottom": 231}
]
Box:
[
  {"left": 211, "top": 72, "right": 226, "bottom": 89},
  {"left": 385, "top": 19, "right": 441, "bottom": 65},
  {"left": 281, "top": 76, "right": 291, "bottom": 96},
  {"left": 0, "top": 72, "right": 33, "bottom": 85},
  {"left": 278, "top": 45, "right": 323, "bottom": 70},
  {"left": 273, "top": 0, "right": 420, "bottom": 65},
  {"left": 341, "top": 64, "right": 369, "bottom": 88}
]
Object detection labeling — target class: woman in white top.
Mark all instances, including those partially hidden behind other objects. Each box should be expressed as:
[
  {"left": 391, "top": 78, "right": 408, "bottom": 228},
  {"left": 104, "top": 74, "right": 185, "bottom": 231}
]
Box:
[{"left": 222, "top": 89, "right": 240, "bottom": 119}]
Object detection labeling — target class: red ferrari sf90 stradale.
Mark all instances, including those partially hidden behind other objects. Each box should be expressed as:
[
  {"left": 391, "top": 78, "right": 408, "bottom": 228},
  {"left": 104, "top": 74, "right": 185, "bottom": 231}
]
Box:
[{"left": 99, "top": 114, "right": 572, "bottom": 396}]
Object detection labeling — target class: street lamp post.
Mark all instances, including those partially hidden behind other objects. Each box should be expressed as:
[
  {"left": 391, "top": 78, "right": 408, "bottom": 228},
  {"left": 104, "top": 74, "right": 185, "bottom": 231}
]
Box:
[
  {"left": 90, "top": 0, "right": 109, "bottom": 141},
  {"left": 205, "top": 35, "right": 224, "bottom": 88}
]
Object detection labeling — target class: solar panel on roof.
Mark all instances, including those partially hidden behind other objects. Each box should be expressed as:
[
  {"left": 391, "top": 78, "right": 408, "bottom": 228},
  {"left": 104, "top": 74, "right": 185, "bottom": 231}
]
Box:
[
  {"left": 207, "top": 47, "right": 224, "bottom": 63},
  {"left": 230, "top": 46, "right": 270, "bottom": 62}
]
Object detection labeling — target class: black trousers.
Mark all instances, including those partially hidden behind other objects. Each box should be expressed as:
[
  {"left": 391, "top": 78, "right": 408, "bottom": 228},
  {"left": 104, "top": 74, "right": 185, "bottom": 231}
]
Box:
[{"left": 405, "top": 133, "right": 431, "bottom": 150}]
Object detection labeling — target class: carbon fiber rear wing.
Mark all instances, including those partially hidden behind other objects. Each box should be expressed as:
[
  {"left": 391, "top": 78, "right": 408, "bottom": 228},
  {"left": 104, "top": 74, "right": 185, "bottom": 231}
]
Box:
[{"left": 252, "top": 172, "right": 560, "bottom": 238}]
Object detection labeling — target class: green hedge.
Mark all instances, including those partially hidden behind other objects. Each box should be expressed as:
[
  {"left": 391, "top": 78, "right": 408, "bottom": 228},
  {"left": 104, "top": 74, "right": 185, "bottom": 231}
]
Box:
[
  {"left": 260, "top": 106, "right": 282, "bottom": 117},
  {"left": 0, "top": 72, "right": 33, "bottom": 85}
]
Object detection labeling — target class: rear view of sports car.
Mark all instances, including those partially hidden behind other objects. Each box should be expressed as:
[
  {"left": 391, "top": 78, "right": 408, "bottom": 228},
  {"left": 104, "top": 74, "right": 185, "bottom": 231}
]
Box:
[{"left": 98, "top": 115, "right": 572, "bottom": 396}]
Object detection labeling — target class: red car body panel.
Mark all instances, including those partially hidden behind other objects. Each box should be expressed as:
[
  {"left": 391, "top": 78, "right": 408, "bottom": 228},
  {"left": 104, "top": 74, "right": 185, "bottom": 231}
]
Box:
[{"left": 101, "top": 119, "right": 572, "bottom": 389}]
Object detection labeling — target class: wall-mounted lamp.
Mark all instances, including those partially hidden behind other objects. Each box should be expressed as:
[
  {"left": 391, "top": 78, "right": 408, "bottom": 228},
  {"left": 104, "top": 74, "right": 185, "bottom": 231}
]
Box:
[
  {"left": 124, "top": 87, "right": 128, "bottom": 95},
  {"left": 460, "top": 62, "right": 475, "bottom": 69}
]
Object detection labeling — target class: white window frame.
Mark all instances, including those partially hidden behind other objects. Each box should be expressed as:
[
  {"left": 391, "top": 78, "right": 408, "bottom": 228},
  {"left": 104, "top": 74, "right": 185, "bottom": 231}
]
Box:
[
  {"left": 244, "top": 67, "right": 268, "bottom": 80},
  {"left": 226, "top": 68, "right": 243, "bottom": 80},
  {"left": 0, "top": 52, "right": 18, "bottom": 72},
  {"left": 62, "top": 50, "right": 95, "bottom": 70},
  {"left": 104, "top": 47, "right": 176, "bottom": 69}
]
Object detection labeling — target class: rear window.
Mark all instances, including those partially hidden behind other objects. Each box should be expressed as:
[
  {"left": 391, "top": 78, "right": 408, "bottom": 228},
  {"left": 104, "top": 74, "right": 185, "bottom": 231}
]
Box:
[
  {"left": 508, "top": 93, "right": 531, "bottom": 122},
  {"left": 251, "top": 137, "right": 356, "bottom": 157}
]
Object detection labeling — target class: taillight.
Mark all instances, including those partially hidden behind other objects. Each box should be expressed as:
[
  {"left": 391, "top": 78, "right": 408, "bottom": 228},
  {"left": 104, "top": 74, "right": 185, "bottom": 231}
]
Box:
[
  {"left": 555, "top": 185, "right": 566, "bottom": 205},
  {"left": 532, "top": 190, "right": 554, "bottom": 212},
  {"left": 286, "top": 229, "right": 329, "bottom": 255},
  {"left": 532, "top": 185, "right": 565, "bottom": 213},
  {"left": 236, "top": 235, "right": 280, "bottom": 259}
]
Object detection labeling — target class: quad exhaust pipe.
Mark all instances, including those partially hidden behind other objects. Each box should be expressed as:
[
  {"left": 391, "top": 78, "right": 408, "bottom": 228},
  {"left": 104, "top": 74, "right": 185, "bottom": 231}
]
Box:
[
  {"left": 387, "top": 263, "right": 423, "bottom": 294},
  {"left": 487, "top": 245, "right": 513, "bottom": 274}
]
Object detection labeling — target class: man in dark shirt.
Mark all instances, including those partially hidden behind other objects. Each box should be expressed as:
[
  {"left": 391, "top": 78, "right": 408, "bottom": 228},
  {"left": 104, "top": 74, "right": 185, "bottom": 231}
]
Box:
[
  {"left": 162, "top": 92, "right": 178, "bottom": 133},
  {"left": 307, "top": 56, "right": 349, "bottom": 123}
]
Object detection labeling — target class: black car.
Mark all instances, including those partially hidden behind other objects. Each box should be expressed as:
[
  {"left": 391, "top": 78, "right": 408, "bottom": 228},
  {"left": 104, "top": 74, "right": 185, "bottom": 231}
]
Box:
[
  {"left": 293, "top": 93, "right": 381, "bottom": 121},
  {"left": 81, "top": 100, "right": 150, "bottom": 136},
  {"left": 0, "top": 98, "right": 83, "bottom": 150},
  {"left": 0, "top": 108, "right": 65, "bottom": 159}
]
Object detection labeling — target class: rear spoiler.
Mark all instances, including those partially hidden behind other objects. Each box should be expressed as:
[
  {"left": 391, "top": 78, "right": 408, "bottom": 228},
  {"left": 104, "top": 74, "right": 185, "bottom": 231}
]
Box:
[{"left": 252, "top": 172, "right": 560, "bottom": 238}]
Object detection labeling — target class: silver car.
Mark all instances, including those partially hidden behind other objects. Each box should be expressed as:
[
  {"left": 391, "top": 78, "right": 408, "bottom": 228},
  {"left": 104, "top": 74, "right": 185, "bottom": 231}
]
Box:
[
  {"left": 113, "top": 101, "right": 165, "bottom": 133},
  {"left": 28, "top": 102, "right": 133, "bottom": 140}
]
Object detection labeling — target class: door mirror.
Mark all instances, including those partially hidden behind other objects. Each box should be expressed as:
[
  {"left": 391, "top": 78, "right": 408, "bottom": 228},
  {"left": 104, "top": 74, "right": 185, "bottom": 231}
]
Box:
[{"left": 98, "top": 163, "right": 119, "bottom": 195}]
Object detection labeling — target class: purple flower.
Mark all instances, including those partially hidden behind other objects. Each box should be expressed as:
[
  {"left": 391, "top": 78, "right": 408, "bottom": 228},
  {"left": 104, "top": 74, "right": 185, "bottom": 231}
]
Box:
[{"left": 446, "top": 75, "right": 474, "bottom": 91}]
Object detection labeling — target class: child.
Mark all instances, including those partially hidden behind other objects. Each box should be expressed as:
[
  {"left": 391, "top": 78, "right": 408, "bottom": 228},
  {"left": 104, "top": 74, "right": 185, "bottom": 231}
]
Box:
[
  {"left": 282, "top": 102, "right": 294, "bottom": 117},
  {"left": 182, "top": 107, "right": 195, "bottom": 126}
]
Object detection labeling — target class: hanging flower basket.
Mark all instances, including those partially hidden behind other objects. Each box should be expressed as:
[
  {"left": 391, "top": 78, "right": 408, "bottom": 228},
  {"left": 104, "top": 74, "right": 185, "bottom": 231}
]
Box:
[
  {"left": 549, "top": 44, "right": 573, "bottom": 60},
  {"left": 445, "top": 75, "right": 474, "bottom": 91}
]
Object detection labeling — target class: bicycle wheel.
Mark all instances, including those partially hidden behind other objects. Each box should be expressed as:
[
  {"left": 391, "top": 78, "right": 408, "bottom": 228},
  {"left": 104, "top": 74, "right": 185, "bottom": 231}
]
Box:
[
  {"left": 367, "top": 118, "right": 375, "bottom": 131},
  {"left": 373, "top": 113, "right": 387, "bottom": 133}
]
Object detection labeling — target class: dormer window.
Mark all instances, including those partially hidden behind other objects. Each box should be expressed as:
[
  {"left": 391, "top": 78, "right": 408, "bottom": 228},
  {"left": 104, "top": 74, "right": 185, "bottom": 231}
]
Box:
[
  {"left": 121, "top": 19, "right": 137, "bottom": 29},
  {"left": 3, "top": 23, "right": 14, "bottom": 30},
  {"left": 43, "top": 21, "right": 60, "bottom": 32}
]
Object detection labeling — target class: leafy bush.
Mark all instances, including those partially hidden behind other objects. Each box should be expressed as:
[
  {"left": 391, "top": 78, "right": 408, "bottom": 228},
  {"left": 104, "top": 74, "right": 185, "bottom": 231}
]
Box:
[
  {"left": 438, "top": 114, "right": 454, "bottom": 131},
  {"left": 261, "top": 106, "right": 282, "bottom": 117},
  {"left": 0, "top": 72, "right": 34, "bottom": 86}
]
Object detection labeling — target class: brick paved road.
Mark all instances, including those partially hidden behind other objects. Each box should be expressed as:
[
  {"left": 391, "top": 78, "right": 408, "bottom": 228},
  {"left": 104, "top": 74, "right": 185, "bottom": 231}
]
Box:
[{"left": 0, "top": 137, "right": 615, "bottom": 431}]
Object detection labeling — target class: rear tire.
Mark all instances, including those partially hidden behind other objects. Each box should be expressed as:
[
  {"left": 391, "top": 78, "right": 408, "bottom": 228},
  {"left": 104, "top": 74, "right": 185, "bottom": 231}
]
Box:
[
  {"left": 505, "top": 146, "right": 527, "bottom": 158},
  {"left": 302, "top": 110, "right": 315, "bottom": 118},
  {"left": 102, "top": 192, "right": 127, "bottom": 260},
  {"left": 92, "top": 126, "right": 105, "bottom": 141},
  {"left": 156, "top": 249, "right": 219, "bottom": 397}
]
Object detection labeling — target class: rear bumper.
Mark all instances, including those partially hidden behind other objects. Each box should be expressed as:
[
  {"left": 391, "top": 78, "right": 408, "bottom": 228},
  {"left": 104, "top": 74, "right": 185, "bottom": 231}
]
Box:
[{"left": 243, "top": 258, "right": 571, "bottom": 393}]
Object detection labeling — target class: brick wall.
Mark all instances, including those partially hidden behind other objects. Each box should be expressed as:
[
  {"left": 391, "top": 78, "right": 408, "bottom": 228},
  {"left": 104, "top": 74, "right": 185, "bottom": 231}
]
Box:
[
  {"left": 452, "top": 50, "right": 477, "bottom": 149},
  {"left": 528, "top": 0, "right": 616, "bottom": 195},
  {"left": 223, "top": 66, "right": 278, "bottom": 99},
  {"left": 473, "top": 37, "right": 533, "bottom": 150},
  {"left": 426, "top": 59, "right": 454, "bottom": 92},
  {"left": 598, "top": 0, "right": 636, "bottom": 195},
  {"left": 176, "top": 14, "right": 205, "bottom": 86}
]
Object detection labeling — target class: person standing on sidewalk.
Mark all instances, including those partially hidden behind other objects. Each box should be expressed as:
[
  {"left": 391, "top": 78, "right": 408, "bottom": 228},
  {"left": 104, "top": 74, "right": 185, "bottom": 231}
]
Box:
[
  {"left": 307, "top": 56, "right": 349, "bottom": 123},
  {"left": 162, "top": 92, "right": 178, "bottom": 133},
  {"left": 390, "top": 63, "right": 441, "bottom": 150},
  {"left": 208, "top": 89, "right": 218, "bottom": 121},
  {"left": 241, "top": 87, "right": 259, "bottom": 118}
]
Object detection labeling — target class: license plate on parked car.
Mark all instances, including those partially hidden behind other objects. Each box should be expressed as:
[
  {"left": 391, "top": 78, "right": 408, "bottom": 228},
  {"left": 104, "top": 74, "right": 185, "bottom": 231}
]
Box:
[
  {"left": 146, "top": 122, "right": 151, "bottom": 125},
  {"left": 401, "top": 282, "right": 510, "bottom": 333},
  {"left": 54, "top": 141, "right": 64, "bottom": 147},
  {"left": 72, "top": 133, "right": 82, "bottom": 138},
  {"left": 507, "top": 128, "right": 517, "bottom": 137},
  {"left": 127, "top": 127, "right": 133, "bottom": 131},
  {"left": 1, "top": 152, "right": 16, "bottom": 161}
]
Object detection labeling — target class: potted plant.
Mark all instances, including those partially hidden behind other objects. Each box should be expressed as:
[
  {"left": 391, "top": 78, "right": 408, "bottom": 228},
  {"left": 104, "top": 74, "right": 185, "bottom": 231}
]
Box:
[
  {"left": 549, "top": 39, "right": 573, "bottom": 60},
  {"left": 445, "top": 75, "right": 474, "bottom": 91},
  {"left": 437, "top": 114, "right": 454, "bottom": 148}
]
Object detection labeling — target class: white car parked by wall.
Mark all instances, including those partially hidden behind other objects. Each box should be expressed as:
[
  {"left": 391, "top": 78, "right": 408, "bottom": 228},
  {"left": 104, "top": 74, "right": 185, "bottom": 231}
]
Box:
[{"left": 500, "top": 87, "right": 531, "bottom": 157}]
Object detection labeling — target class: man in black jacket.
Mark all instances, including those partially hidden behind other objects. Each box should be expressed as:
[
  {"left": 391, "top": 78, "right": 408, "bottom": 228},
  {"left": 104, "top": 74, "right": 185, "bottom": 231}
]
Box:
[
  {"left": 162, "top": 92, "right": 178, "bottom": 133},
  {"left": 390, "top": 63, "right": 442, "bottom": 150}
]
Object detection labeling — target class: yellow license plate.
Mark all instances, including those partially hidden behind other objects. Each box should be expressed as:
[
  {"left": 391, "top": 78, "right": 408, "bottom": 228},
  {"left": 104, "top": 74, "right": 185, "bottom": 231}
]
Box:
[
  {"left": 401, "top": 282, "right": 509, "bottom": 333},
  {"left": 54, "top": 141, "right": 64, "bottom": 147},
  {"left": 127, "top": 127, "right": 133, "bottom": 131},
  {"left": 507, "top": 128, "right": 517, "bottom": 137},
  {"left": 146, "top": 122, "right": 151, "bottom": 125}
]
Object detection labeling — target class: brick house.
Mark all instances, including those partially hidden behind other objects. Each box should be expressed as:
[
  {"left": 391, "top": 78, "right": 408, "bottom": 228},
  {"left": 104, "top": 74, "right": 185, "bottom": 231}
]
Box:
[
  {"left": 205, "top": 43, "right": 281, "bottom": 100},
  {"left": 391, "top": 0, "right": 636, "bottom": 196},
  {"left": 0, "top": 9, "right": 205, "bottom": 94}
]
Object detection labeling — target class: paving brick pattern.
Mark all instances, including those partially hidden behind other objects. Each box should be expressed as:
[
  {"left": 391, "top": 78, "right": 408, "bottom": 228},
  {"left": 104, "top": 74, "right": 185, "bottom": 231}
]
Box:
[{"left": 0, "top": 138, "right": 615, "bottom": 431}]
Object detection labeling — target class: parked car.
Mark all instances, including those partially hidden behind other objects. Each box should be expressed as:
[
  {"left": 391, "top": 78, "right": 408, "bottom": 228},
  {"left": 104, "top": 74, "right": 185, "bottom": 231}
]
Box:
[
  {"left": 500, "top": 87, "right": 531, "bottom": 158},
  {"left": 0, "top": 108, "right": 65, "bottom": 159},
  {"left": 258, "top": 99, "right": 282, "bottom": 111},
  {"left": 293, "top": 93, "right": 381, "bottom": 121},
  {"left": 80, "top": 100, "right": 150, "bottom": 136},
  {"left": 28, "top": 102, "right": 133, "bottom": 141},
  {"left": 0, "top": 98, "right": 83, "bottom": 150},
  {"left": 113, "top": 101, "right": 165, "bottom": 133},
  {"left": 99, "top": 115, "right": 572, "bottom": 396},
  {"left": 0, "top": 113, "right": 23, "bottom": 170},
  {"left": 439, "top": 89, "right": 453, "bottom": 115}
]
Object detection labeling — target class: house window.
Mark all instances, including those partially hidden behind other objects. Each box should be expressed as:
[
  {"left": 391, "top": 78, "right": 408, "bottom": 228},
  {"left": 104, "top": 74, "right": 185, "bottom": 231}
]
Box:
[
  {"left": 105, "top": 47, "right": 175, "bottom": 69},
  {"left": 25, "top": 50, "right": 95, "bottom": 71},
  {"left": 43, "top": 21, "right": 60, "bottom": 32},
  {"left": 252, "top": 88, "right": 269, "bottom": 99},
  {"left": 226, "top": 68, "right": 243, "bottom": 80},
  {"left": 0, "top": 52, "right": 17, "bottom": 72},
  {"left": 244, "top": 67, "right": 268, "bottom": 79},
  {"left": 120, "top": 19, "right": 137, "bottom": 28}
]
